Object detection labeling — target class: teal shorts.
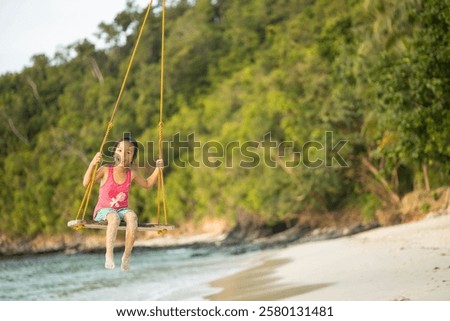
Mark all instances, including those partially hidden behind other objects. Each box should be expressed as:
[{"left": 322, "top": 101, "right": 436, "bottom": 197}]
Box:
[{"left": 94, "top": 208, "right": 132, "bottom": 222}]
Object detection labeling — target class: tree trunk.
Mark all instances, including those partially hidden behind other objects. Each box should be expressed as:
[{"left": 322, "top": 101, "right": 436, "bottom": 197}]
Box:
[
  {"left": 361, "top": 156, "right": 400, "bottom": 204},
  {"left": 422, "top": 163, "right": 430, "bottom": 192},
  {"left": 392, "top": 164, "right": 399, "bottom": 194}
]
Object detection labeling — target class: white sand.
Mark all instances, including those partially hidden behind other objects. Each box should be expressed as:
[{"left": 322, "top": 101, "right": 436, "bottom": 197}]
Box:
[
  {"left": 206, "top": 212, "right": 450, "bottom": 301},
  {"left": 270, "top": 213, "right": 450, "bottom": 300}
]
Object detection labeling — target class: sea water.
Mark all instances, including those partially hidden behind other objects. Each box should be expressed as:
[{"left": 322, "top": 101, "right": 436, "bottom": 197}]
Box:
[{"left": 0, "top": 247, "right": 259, "bottom": 301}]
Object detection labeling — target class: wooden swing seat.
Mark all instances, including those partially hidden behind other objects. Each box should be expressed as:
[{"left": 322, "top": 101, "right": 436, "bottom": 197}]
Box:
[{"left": 67, "top": 219, "right": 174, "bottom": 232}]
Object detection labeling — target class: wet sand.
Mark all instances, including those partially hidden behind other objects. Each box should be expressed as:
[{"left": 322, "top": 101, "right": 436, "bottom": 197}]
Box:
[{"left": 207, "top": 213, "right": 450, "bottom": 301}]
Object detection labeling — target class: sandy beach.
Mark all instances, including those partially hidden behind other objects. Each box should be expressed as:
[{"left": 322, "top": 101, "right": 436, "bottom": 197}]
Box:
[{"left": 207, "top": 212, "right": 450, "bottom": 301}]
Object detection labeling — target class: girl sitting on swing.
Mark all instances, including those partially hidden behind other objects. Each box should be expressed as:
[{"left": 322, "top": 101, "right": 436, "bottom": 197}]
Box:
[{"left": 83, "top": 134, "right": 163, "bottom": 271}]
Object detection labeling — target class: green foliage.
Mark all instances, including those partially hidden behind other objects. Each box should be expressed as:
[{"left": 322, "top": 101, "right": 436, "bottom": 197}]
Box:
[
  {"left": 367, "top": 0, "right": 450, "bottom": 179},
  {"left": 420, "top": 202, "right": 430, "bottom": 213},
  {"left": 1, "top": 0, "right": 448, "bottom": 238},
  {"left": 360, "top": 193, "right": 382, "bottom": 221}
]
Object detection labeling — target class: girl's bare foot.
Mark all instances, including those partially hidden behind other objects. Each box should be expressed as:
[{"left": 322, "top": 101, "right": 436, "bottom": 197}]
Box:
[
  {"left": 105, "top": 254, "right": 115, "bottom": 269},
  {"left": 121, "top": 256, "right": 130, "bottom": 272}
]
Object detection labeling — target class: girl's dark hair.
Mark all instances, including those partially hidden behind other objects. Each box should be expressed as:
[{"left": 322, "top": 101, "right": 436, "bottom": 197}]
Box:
[{"left": 112, "top": 133, "right": 138, "bottom": 162}]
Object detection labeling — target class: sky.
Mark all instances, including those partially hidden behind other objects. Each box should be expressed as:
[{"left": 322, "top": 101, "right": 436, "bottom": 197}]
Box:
[{"left": 0, "top": 0, "right": 151, "bottom": 75}]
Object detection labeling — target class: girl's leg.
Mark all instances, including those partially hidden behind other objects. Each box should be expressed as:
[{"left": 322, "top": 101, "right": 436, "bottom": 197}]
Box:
[
  {"left": 121, "top": 211, "right": 138, "bottom": 271},
  {"left": 105, "top": 212, "right": 120, "bottom": 269}
]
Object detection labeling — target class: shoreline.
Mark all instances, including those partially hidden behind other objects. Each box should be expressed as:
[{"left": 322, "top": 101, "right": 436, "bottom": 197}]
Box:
[
  {"left": 1, "top": 210, "right": 448, "bottom": 301},
  {"left": 2, "top": 186, "right": 448, "bottom": 257},
  {"left": 206, "top": 212, "right": 450, "bottom": 301},
  {"left": 0, "top": 217, "right": 378, "bottom": 258}
]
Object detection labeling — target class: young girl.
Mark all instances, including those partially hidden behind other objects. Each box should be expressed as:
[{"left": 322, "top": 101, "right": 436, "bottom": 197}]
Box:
[{"left": 83, "top": 135, "right": 163, "bottom": 271}]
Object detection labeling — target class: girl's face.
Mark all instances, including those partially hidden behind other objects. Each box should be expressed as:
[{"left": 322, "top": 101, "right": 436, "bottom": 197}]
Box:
[{"left": 115, "top": 141, "right": 135, "bottom": 167}]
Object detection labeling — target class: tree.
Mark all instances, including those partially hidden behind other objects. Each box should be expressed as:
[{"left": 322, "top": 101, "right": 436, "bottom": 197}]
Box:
[{"left": 373, "top": 0, "right": 450, "bottom": 191}]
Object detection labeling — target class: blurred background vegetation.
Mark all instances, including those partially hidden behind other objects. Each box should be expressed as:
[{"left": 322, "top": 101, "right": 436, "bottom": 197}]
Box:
[{"left": 0, "top": 0, "right": 448, "bottom": 238}]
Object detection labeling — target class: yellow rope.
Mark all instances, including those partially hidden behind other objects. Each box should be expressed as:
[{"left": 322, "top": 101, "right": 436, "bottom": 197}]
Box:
[
  {"left": 157, "top": 0, "right": 168, "bottom": 225},
  {"left": 75, "top": 0, "right": 154, "bottom": 222},
  {"left": 158, "top": 0, "right": 166, "bottom": 159}
]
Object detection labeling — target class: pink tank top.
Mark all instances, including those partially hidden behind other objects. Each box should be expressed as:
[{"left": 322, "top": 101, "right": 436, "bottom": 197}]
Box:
[{"left": 94, "top": 166, "right": 131, "bottom": 218}]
